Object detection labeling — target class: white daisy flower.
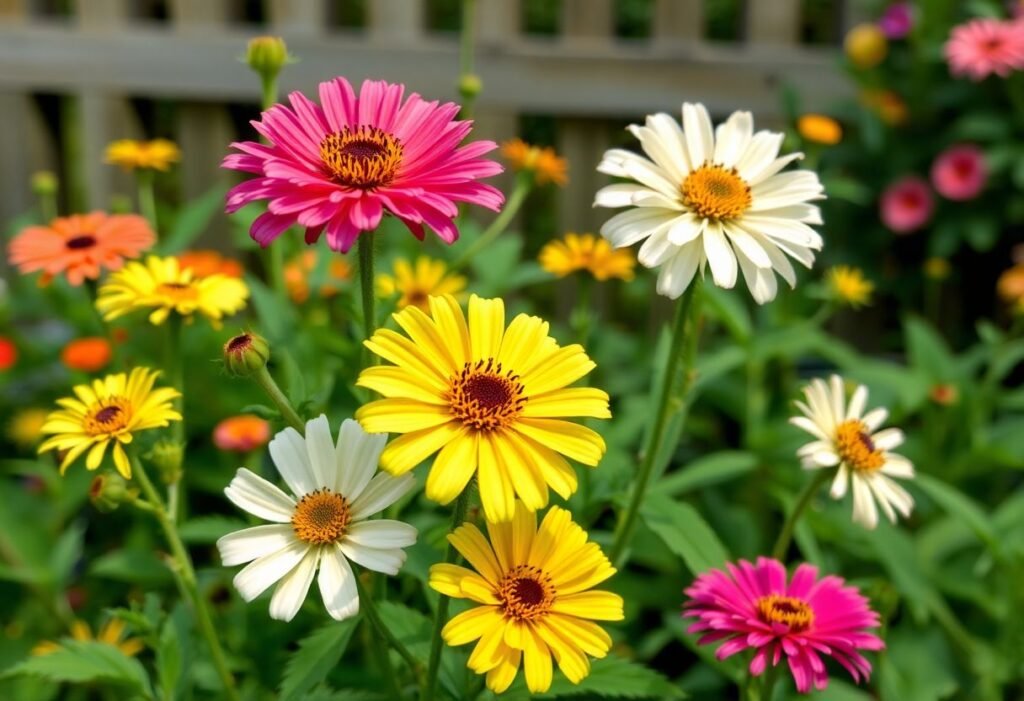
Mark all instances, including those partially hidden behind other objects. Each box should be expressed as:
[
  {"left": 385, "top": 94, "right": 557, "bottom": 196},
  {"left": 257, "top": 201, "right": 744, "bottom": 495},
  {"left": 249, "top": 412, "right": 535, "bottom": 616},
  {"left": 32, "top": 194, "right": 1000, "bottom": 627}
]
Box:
[
  {"left": 594, "top": 102, "right": 825, "bottom": 303},
  {"left": 217, "top": 415, "right": 417, "bottom": 622},
  {"left": 789, "top": 375, "right": 915, "bottom": 530}
]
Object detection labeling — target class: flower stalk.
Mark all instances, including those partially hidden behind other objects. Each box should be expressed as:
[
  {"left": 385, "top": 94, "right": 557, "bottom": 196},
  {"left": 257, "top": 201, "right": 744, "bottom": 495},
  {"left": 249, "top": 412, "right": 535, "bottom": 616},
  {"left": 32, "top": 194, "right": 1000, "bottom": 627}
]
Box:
[
  {"left": 450, "top": 172, "right": 533, "bottom": 273},
  {"left": 355, "top": 574, "right": 424, "bottom": 689},
  {"left": 251, "top": 365, "right": 305, "bottom": 433},
  {"left": 771, "top": 470, "right": 831, "bottom": 560},
  {"left": 358, "top": 234, "right": 376, "bottom": 369},
  {"left": 136, "top": 169, "right": 158, "bottom": 234}
]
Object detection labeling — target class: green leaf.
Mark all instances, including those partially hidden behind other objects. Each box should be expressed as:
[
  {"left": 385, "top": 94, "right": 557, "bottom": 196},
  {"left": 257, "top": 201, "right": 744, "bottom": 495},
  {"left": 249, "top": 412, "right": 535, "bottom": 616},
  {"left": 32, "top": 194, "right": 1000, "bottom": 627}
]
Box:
[
  {"left": 914, "top": 474, "right": 997, "bottom": 552},
  {"left": 641, "top": 493, "right": 729, "bottom": 575},
  {"left": 158, "top": 185, "right": 228, "bottom": 254},
  {"left": 156, "top": 616, "right": 182, "bottom": 701},
  {"left": 279, "top": 619, "right": 359, "bottom": 701},
  {"left": 904, "top": 317, "right": 958, "bottom": 382},
  {"left": 658, "top": 451, "right": 757, "bottom": 497},
  {"left": 178, "top": 516, "right": 248, "bottom": 545},
  {"left": 90, "top": 548, "right": 173, "bottom": 586},
  {"left": 536, "top": 654, "right": 685, "bottom": 699},
  {"left": 702, "top": 286, "right": 751, "bottom": 342},
  {"left": 1, "top": 640, "right": 152, "bottom": 696}
]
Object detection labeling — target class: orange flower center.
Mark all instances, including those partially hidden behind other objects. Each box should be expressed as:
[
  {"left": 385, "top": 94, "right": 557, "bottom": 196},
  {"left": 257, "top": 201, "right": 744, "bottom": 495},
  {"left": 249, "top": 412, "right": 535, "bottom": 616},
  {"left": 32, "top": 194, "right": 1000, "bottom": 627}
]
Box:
[
  {"left": 291, "top": 489, "right": 351, "bottom": 544},
  {"left": 835, "top": 419, "right": 885, "bottom": 472},
  {"left": 65, "top": 235, "right": 97, "bottom": 250},
  {"left": 497, "top": 565, "right": 555, "bottom": 621},
  {"left": 320, "top": 126, "right": 403, "bottom": 189},
  {"left": 448, "top": 359, "right": 526, "bottom": 432},
  {"left": 756, "top": 594, "right": 814, "bottom": 632},
  {"left": 84, "top": 399, "right": 131, "bottom": 435},
  {"left": 157, "top": 282, "right": 199, "bottom": 303},
  {"left": 681, "top": 164, "right": 752, "bottom": 221}
]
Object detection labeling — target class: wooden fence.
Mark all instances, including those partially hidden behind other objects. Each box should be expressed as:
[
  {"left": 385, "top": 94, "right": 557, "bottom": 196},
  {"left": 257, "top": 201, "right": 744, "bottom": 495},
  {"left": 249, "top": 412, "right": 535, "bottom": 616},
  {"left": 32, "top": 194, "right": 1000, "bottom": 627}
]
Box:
[{"left": 0, "top": 0, "right": 862, "bottom": 236}]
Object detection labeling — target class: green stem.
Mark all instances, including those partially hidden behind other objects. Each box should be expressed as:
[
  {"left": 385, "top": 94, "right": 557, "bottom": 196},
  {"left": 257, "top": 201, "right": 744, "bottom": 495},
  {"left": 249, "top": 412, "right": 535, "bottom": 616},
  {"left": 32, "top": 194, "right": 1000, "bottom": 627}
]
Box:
[
  {"left": 421, "top": 488, "right": 472, "bottom": 701},
  {"left": 252, "top": 365, "right": 306, "bottom": 433},
  {"left": 770, "top": 470, "right": 831, "bottom": 561},
  {"left": 450, "top": 173, "right": 533, "bottom": 273},
  {"left": 129, "top": 453, "right": 239, "bottom": 701},
  {"left": 38, "top": 190, "right": 57, "bottom": 223},
  {"left": 608, "top": 279, "right": 702, "bottom": 567},
  {"left": 356, "top": 574, "right": 424, "bottom": 689},
  {"left": 136, "top": 169, "right": 158, "bottom": 234},
  {"left": 359, "top": 234, "right": 377, "bottom": 369},
  {"left": 761, "top": 663, "right": 780, "bottom": 701},
  {"left": 572, "top": 275, "right": 593, "bottom": 345}
]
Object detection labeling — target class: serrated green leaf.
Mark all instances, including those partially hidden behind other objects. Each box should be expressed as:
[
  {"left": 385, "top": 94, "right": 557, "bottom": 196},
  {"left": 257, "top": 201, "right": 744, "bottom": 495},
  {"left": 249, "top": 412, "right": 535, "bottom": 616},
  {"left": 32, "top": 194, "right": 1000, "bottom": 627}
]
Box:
[
  {"left": 178, "top": 516, "right": 248, "bottom": 545},
  {"left": 640, "top": 493, "right": 729, "bottom": 575},
  {"left": 1, "top": 640, "right": 152, "bottom": 697},
  {"left": 279, "top": 619, "right": 358, "bottom": 701},
  {"left": 537, "top": 654, "right": 685, "bottom": 699}
]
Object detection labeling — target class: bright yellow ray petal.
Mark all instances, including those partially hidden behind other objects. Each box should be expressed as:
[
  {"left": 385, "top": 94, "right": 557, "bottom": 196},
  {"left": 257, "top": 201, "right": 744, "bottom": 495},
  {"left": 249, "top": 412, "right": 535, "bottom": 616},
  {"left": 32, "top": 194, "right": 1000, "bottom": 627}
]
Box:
[
  {"left": 515, "top": 419, "right": 606, "bottom": 466},
  {"left": 521, "top": 388, "right": 611, "bottom": 419},
  {"left": 550, "top": 591, "right": 624, "bottom": 621},
  {"left": 429, "top": 563, "right": 478, "bottom": 598},
  {"left": 425, "top": 431, "right": 478, "bottom": 505},
  {"left": 544, "top": 614, "right": 613, "bottom": 657},
  {"left": 364, "top": 329, "right": 450, "bottom": 389},
  {"left": 496, "top": 432, "right": 549, "bottom": 511},
  {"left": 478, "top": 432, "right": 516, "bottom": 523},
  {"left": 392, "top": 305, "right": 460, "bottom": 376},
  {"left": 468, "top": 295, "right": 505, "bottom": 361},
  {"left": 442, "top": 605, "right": 503, "bottom": 646},
  {"left": 520, "top": 345, "right": 596, "bottom": 396},
  {"left": 356, "top": 366, "right": 448, "bottom": 404},
  {"left": 497, "top": 313, "right": 553, "bottom": 371},
  {"left": 523, "top": 624, "right": 553, "bottom": 693},
  {"left": 448, "top": 523, "right": 503, "bottom": 585},
  {"left": 377, "top": 422, "right": 464, "bottom": 475},
  {"left": 534, "top": 619, "right": 591, "bottom": 684},
  {"left": 485, "top": 646, "right": 521, "bottom": 694},
  {"left": 504, "top": 431, "right": 578, "bottom": 499},
  {"left": 356, "top": 399, "right": 453, "bottom": 433},
  {"left": 467, "top": 622, "right": 508, "bottom": 673},
  {"left": 427, "top": 295, "right": 471, "bottom": 368}
]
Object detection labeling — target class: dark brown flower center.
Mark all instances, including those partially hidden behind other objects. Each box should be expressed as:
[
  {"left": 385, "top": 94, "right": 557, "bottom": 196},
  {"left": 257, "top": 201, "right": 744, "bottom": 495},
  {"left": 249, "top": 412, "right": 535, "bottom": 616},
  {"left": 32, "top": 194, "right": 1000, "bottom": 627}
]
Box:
[
  {"left": 66, "top": 235, "right": 97, "bottom": 250},
  {"left": 448, "top": 359, "right": 526, "bottom": 432},
  {"left": 497, "top": 565, "right": 555, "bottom": 621},
  {"left": 319, "top": 126, "right": 402, "bottom": 189},
  {"left": 756, "top": 594, "right": 814, "bottom": 632}
]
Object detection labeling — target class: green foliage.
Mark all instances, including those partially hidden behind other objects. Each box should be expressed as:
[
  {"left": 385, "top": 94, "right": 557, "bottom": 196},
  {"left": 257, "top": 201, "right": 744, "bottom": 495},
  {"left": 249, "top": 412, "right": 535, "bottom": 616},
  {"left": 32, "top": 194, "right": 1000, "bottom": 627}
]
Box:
[
  {"left": 2, "top": 641, "right": 153, "bottom": 698},
  {"left": 278, "top": 619, "right": 359, "bottom": 701}
]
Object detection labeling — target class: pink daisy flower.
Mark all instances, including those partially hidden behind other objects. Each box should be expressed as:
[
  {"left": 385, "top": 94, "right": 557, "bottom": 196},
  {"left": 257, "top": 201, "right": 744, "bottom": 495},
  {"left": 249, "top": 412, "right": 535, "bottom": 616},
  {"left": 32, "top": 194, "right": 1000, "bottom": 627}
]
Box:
[
  {"left": 683, "top": 557, "right": 884, "bottom": 694},
  {"left": 223, "top": 78, "right": 504, "bottom": 253},
  {"left": 945, "top": 18, "right": 1024, "bottom": 81},
  {"left": 879, "top": 176, "right": 934, "bottom": 234},
  {"left": 931, "top": 144, "right": 987, "bottom": 201}
]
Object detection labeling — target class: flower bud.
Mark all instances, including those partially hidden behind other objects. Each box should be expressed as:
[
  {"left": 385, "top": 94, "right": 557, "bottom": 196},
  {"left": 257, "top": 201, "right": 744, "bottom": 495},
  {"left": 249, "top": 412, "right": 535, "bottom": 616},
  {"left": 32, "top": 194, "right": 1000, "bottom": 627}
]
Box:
[
  {"left": 246, "top": 36, "right": 290, "bottom": 81},
  {"left": 224, "top": 331, "right": 270, "bottom": 376},
  {"left": 89, "top": 472, "right": 129, "bottom": 513},
  {"left": 148, "top": 439, "right": 184, "bottom": 485},
  {"left": 31, "top": 171, "right": 58, "bottom": 198},
  {"left": 458, "top": 73, "right": 483, "bottom": 100}
]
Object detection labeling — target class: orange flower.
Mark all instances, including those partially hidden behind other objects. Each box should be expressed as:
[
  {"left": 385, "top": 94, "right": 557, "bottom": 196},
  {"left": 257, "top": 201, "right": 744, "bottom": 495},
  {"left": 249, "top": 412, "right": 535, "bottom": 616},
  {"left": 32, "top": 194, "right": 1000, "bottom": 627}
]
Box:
[
  {"left": 8, "top": 213, "right": 155, "bottom": 286},
  {"left": 213, "top": 415, "right": 271, "bottom": 452},
  {"left": 860, "top": 90, "right": 908, "bottom": 126},
  {"left": 284, "top": 250, "right": 352, "bottom": 303},
  {"left": 177, "top": 250, "right": 244, "bottom": 279},
  {"left": 0, "top": 338, "right": 16, "bottom": 371},
  {"left": 501, "top": 139, "right": 568, "bottom": 187},
  {"left": 61, "top": 337, "right": 113, "bottom": 373}
]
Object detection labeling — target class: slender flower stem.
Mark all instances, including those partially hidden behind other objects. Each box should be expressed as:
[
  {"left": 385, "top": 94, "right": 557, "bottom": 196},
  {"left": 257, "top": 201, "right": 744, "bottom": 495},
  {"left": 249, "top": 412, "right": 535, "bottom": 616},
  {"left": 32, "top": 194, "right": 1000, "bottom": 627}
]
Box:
[
  {"left": 252, "top": 365, "right": 305, "bottom": 432},
  {"left": 421, "top": 488, "right": 472, "bottom": 701},
  {"left": 257, "top": 74, "right": 288, "bottom": 302},
  {"left": 356, "top": 574, "right": 424, "bottom": 687},
  {"left": 129, "top": 452, "right": 239, "bottom": 701},
  {"left": 770, "top": 470, "right": 831, "bottom": 561},
  {"left": 38, "top": 190, "right": 57, "bottom": 223},
  {"left": 136, "top": 169, "right": 159, "bottom": 234},
  {"left": 164, "top": 316, "right": 186, "bottom": 521},
  {"left": 358, "top": 234, "right": 376, "bottom": 369},
  {"left": 449, "top": 173, "right": 533, "bottom": 273},
  {"left": 609, "top": 280, "right": 702, "bottom": 567}
]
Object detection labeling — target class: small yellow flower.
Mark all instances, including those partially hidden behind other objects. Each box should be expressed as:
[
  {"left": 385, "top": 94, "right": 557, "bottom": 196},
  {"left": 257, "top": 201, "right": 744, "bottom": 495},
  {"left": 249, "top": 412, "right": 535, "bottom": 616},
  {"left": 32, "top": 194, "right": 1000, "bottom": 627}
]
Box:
[
  {"left": 923, "top": 257, "right": 951, "bottom": 281},
  {"left": 827, "top": 266, "right": 873, "bottom": 308},
  {"left": 797, "top": 114, "right": 842, "bottom": 146},
  {"left": 7, "top": 408, "right": 49, "bottom": 450},
  {"left": 105, "top": 139, "right": 181, "bottom": 172},
  {"left": 845, "top": 23, "right": 887, "bottom": 68},
  {"left": 375, "top": 256, "right": 466, "bottom": 312},
  {"left": 501, "top": 139, "right": 568, "bottom": 187},
  {"left": 33, "top": 618, "right": 144, "bottom": 657},
  {"left": 539, "top": 232, "right": 636, "bottom": 282},
  {"left": 429, "top": 502, "right": 623, "bottom": 693},
  {"left": 998, "top": 264, "right": 1024, "bottom": 314},
  {"left": 39, "top": 367, "right": 181, "bottom": 479},
  {"left": 96, "top": 255, "right": 248, "bottom": 327}
]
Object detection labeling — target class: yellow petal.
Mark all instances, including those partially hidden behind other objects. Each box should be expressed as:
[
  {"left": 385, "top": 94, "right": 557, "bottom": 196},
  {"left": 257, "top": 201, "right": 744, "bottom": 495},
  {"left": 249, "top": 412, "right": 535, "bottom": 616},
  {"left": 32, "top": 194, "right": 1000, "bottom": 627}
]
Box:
[
  {"left": 496, "top": 433, "right": 548, "bottom": 511},
  {"left": 392, "top": 305, "right": 460, "bottom": 377},
  {"left": 425, "top": 431, "right": 477, "bottom": 505},
  {"left": 515, "top": 418, "right": 606, "bottom": 466},
  {"left": 478, "top": 433, "right": 515, "bottom": 523},
  {"left": 552, "top": 544, "right": 616, "bottom": 595},
  {"left": 467, "top": 623, "right": 508, "bottom": 673},
  {"left": 365, "top": 328, "right": 449, "bottom": 389},
  {"left": 550, "top": 591, "right": 624, "bottom": 621},
  {"left": 377, "top": 422, "right": 463, "bottom": 475},
  {"left": 485, "top": 645, "right": 522, "bottom": 694},
  {"left": 523, "top": 624, "right": 553, "bottom": 693},
  {"left": 505, "top": 431, "right": 578, "bottom": 499},
  {"left": 468, "top": 295, "right": 505, "bottom": 361},
  {"left": 85, "top": 439, "right": 110, "bottom": 470},
  {"left": 497, "top": 313, "right": 554, "bottom": 372},
  {"left": 486, "top": 500, "right": 535, "bottom": 574},
  {"left": 535, "top": 619, "right": 591, "bottom": 684},
  {"left": 356, "top": 399, "right": 453, "bottom": 434},
  {"left": 520, "top": 345, "right": 596, "bottom": 396},
  {"left": 112, "top": 444, "right": 132, "bottom": 479},
  {"left": 521, "top": 387, "right": 611, "bottom": 419},
  {"left": 356, "top": 366, "right": 448, "bottom": 404},
  {"left": 448, "top": 523, "right": 502, "bottom": 584},
  {"left": 428, "top": 295, "right": 471, "bottom": 368},
  {"left": 429, "top": 563, "right": 478, "bottom": 598},
  {"left": 442, "top": 605, "right": 503, "bottom": 646},
  {"left": 460, "top": 575, "right": 501, "bottom": 605},
  {"left": 545, "top": 614, "right": 613, "bottom": 657}
]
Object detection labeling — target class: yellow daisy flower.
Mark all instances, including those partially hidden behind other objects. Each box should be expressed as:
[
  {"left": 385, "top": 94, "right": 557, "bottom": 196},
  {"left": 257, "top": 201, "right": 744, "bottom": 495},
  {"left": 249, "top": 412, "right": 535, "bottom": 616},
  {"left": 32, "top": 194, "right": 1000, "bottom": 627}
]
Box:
[
  {"left": 356, "top": 294, "right": 610, "bottom": 523},
  {"left": 105, "top": 139, "right": 181, "bottom": 172},
  {"left": 7, "top": 408, "right": 49, "bottom": 450},
  {"left": 375, "top": 256, "right": 467, "bottom": 312},
  {"left": 33, "top": 618, "right": 144, "bottom": 657},
  {"left": 501, "top": 139, "right": 568, "bottom": 187},
  {"left": 39, "top": 367, "right": 181, "bottom": 479},
  {"left": 826, "top": 266, "right": 873, "bottom": 308},
  {"left": 539, "top": 233, "right": 636, "bottom": 281},
  {"left": 430, "top": 502, "right": 623, "bottom": 693},
  {"left": 96, "top": 255, "right": 248, "bottom": 327}
]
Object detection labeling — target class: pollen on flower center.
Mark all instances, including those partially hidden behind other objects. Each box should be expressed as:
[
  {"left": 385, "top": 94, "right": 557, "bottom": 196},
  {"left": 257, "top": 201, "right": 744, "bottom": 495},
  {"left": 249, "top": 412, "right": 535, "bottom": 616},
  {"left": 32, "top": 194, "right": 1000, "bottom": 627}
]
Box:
[
  {"left": 835, "top": 419, "right": 885, "bottom": 472},
  {"left": 448, "top": 359, "right": 526, "bottom": 431},
  {"left": 681, "top": 163, "right": 752, "bottom": 221},
  {"left": 756, "top": 594, "right": 814, "bottom": 632},
  {"left": 291, "top": 489, "right": 351, "bottom": 545},
  {"left": 498, "top": 565, "right": 555, "bottom": 621},
  {"left": 319, "top": 126, "right": 403, "bottom": 189},
  {"left": 156, "top": 282, "right": 199, "bottom": 302},
  {"left": 84, "top": 399, "right": 131, "bottom": 435},
  {"left": 65, "top": 235, "right": 97, "bottom": 250}
]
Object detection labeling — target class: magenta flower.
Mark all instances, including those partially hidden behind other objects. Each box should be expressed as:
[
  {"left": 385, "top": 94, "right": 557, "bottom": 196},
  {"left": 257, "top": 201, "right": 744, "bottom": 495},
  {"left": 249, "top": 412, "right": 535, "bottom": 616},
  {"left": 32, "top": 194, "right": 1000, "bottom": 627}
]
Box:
[
  {"left": 945, "top": 18, "right": 1024, "bottom": 81},
  {"left": 880, "top": 176, "right": 934, "bottom": 234},
  {"left": 223, "top": 78, "right": 504, "bottom": 253},
  {"left": 683, "top": 557, "right": 884, "bottom": 694},
  {"left": 931, "top": 144, "right": 987, "bottom": 201},
  {"left": 878, "top": 2, "right": 913, "bottom": 39}
]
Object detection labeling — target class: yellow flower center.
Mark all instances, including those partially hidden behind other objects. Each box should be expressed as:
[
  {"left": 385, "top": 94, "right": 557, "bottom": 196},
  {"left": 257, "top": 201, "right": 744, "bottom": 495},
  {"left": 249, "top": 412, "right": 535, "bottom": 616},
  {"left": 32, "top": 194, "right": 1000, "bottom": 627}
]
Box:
[
  {"left": 291, "top": 489, "right": 351, "bottom": 544},
  {"left": 681, "top": 164, "right": 752, "bottom": 221},
  {"left": 320, "top": 126, "right": 403, "bottom": 189},
  {"left": 756, "top": 594, "right": 814, "bottom": 632},
  {"left": 497, "top": 565, "right": 555, "bottom": 621},
  {"left": 835, "top": 419, "right": 885, "bottom": 472},
  {"left": 448, "top": 359, "right": 526, "bottom": 432},
  {"left": 157, "top": 282, "right": 199, "bottom": 303},
  {"left": 65, "top": 235, "right": 97, "bottom": 250},
  {"left": 84, "top": 399, "right": 131, "bottom": 436}
]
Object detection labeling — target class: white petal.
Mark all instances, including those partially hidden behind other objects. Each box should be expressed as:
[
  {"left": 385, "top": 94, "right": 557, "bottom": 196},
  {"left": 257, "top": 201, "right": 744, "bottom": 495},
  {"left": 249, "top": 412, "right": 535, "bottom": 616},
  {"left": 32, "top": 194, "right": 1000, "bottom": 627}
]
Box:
[
  {"left": 750, "top": 172, "right": 825, "bottom": 211},
  {"left": 338, "top": 542, "right": 407, "bottom": 576},
  {"left": 600, "top": 207, "right": 676, "bottom": 248},
  {"left": 866, "top": 476, "right": 898, "bottom": 524},
  {"left": 862, "top": 407, "right": 889, "bottom": 432},
  {"left": 830, "top": 463, "right": 849, "bottom": 499},
  {"left": 738, "top": 216, "right": 823, "bottom": 250},
  {"left": 224, "top": 468, "right": 296, "bottom": 523},
  {"left": 647, "top": 112, "right": 691, "bottom": 174},
  {"left": 809, "top": 450, "right": 840, "bottom": 467},
  {"left": 746, "top": 152, "right": 803, "bottom": 186},
  {"left": 595, "top": 148, "right": 636, "bottom": 177},
  {"left": 747, "top": 204, "right": 823, "bottom": 226},
  {"left": 736, "top": 251, "right": 777, "bottom": 304},
  {"left": 619, "top": 156, "right": 680, "bottom": 198},
  {"left": 805, "top": 379, "right": 836, "bottom": 429},
  {"left": 703, "top": 222, "right": 738, "bottom": 289},
  {"left": 631, "top": 190, "right": 684, "bottom": 209},
  {"left": 304, "top": 414, "right": 336, "bottom": 490},
  {"left": 269, "top": 427, "right": 316, "bottom": 497},
  {"left": 318, "top": 546, "right": 359, "bottom": 620},
  {"left": 789, "top": 416, "right": 829, "bottom": 441},
  {"left": 850, "top": 475, "right": 878, "bottom": 529},
  {"left": 666, "top": 214, "right": 703, "bottom": 247},
  {"left": 637, "top": 222, "right": 679, "bottom": 268},
  {"left": 847, "top": 386, "right": 869, "bottom": 420},
  {"left": 712, "top": 110, "right": 753, "bottom": 168},
  {"left": 344, "top": 520, "right": 418, "bottom": 549},
  {"left": 724, "top": 223, "right": 772, "bottom": 268},
  {"left": 629, "top": 123, "right": 686, "bottom": 183},
  {"left": 757, "top": 237, "right": 798, "bottom": 288},
  {"left": 872, "top": 428, "right": 904, "bottom": 451},
  {"left": 881, "top": 454, "right": 915, "bottom": 479},
  {"left": 269, "top": 547, "right": 319, "bottom": 621},
  {"left": 656, "top": 242, "right": 701, "bottom": 299},
  {"left": 874, "top": 474, "right": 914, "bottom": 516},
  {"left": 735, "top": 131, "right": 783, "bottom": 182},
  {"left": 233, "top": 539, "right": 309, "bottom": 602},
  {"left": 218, "top": 524, "right": 296, "bottom": 566},
  {"left": 682, "top": 102, "right": 714, "bottom": 167},
  {"left": 829, "top": 376, "right": 846, "bottom": 427},
  {"left": 336, "top": 418, "right": 386, "bottom": 501},
  {"left": 594, "top": 183, "right": 652, "bottom": 208},
  {"left": 349, "top": 472, "right": 415, "bottom": 521}
]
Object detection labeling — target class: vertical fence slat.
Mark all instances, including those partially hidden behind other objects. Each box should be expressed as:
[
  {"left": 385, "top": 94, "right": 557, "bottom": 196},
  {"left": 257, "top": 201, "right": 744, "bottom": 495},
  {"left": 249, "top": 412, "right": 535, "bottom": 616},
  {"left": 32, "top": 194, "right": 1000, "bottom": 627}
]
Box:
[
  {"left": 561, "top": 0, "right": 613, "bottom": 42},
  {"left": 653, "top": 0, "right": 703, "bottom": 43},
  {"left": 745, "top": 0, "right": 801, "bottom": 45},
  {"left": 267, "top": 0, "right": 327, "bottom": 35},
  {"left": 473, "top": 0, "right": 519, "bottom": 204},
  {"left": 367, "top": 0, "right": 423, "bottom": 42}
]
